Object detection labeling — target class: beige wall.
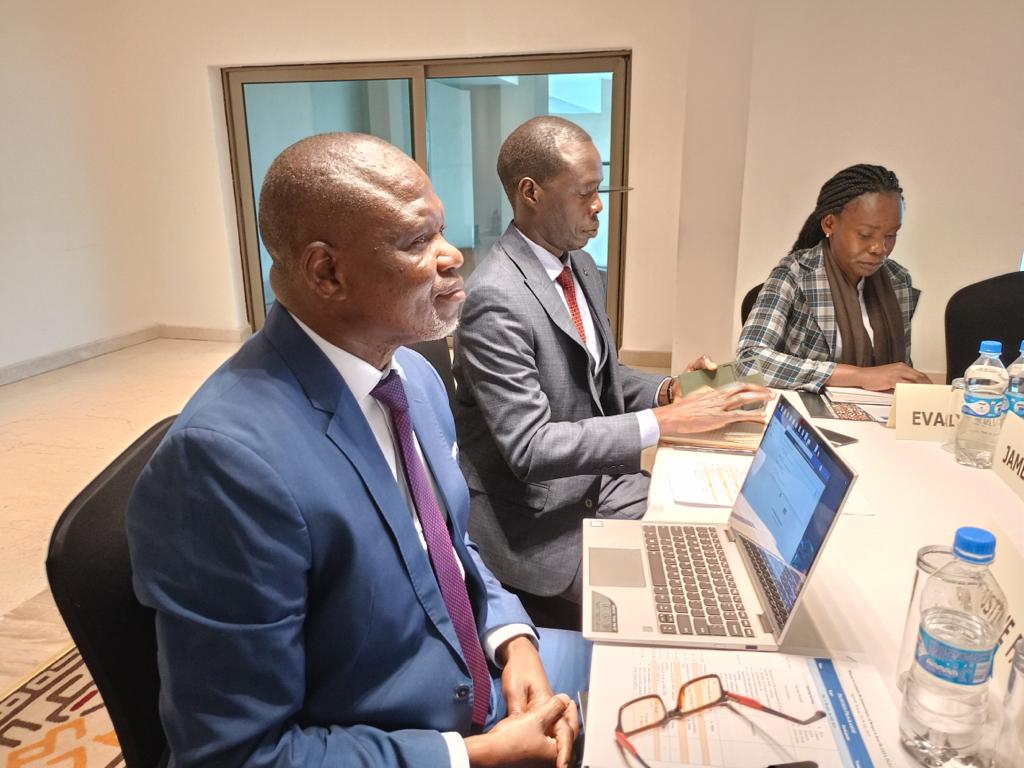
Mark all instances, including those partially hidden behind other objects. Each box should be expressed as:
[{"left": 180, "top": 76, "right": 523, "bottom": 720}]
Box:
[
  {"left": 0, "top": 0, "right": 691, "bottom": 370},
  {"left": 731, "top": 0, "right": 1024, "bottom": 376},
  {"left": 673, "top": 0, "right": 756, "bottom": 368},
  {"left": 3, "top": 0, "right": 1022, "bottom": 377}
]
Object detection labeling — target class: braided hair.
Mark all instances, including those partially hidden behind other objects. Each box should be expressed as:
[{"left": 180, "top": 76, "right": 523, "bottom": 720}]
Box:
[{"left": 791, "top": 164, "right": 903, "bottom": 253}]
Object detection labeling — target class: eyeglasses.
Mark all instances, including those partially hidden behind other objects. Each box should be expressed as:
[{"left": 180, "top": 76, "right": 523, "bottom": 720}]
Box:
[{"left": 615, "top": 674, "right": 826, "bottom": 768}]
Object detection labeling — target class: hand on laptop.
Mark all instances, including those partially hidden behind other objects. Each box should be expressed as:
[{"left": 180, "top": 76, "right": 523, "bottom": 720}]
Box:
[{"left": 654, "top": 382, "right": 772, "bottom": 435}]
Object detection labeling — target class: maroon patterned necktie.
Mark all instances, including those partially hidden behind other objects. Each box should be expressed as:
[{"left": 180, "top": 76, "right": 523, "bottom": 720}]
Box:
[
  {"left": 371, "top": 371, "right": 491, "bottom": 726},
  {"left": 555, "top": 265, "right": 587, "bottom": 344}
]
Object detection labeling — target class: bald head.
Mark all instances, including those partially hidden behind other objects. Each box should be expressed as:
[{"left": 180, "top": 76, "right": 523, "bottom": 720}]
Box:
[
  {"left": 254, "top": 132, "right": 463, "bottom": 367},
  {"left": 258, "top": 133, "right": 425, "bottom": 289},
  {"left": 496, "top": 116, "right": 593, "bottom": 206}
]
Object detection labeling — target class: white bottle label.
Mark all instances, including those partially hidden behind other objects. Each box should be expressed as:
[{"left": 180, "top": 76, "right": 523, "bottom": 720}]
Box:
[
  {"left": 1008, "top": 392, "right": 1024, "bottom": 417},
  {"left": 915, "top": 627, "right": 996, "bottom": 685}
]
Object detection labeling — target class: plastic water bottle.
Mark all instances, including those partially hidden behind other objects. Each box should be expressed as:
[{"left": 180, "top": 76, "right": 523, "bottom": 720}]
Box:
[
  {"left": 954, "top": 341, "right": 1008, "bottom": 468},
  {"left": 994, "top": 639, "right": 1024, "bottom": 767},
  {"left": 1006, "top": 340, "right": 1024, "bottom": 420},
  {"left": 899, "top": 527, "right": 1007, "bottom": 767}
]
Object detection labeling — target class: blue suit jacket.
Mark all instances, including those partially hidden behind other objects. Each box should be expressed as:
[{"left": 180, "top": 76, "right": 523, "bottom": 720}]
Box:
[{"left": 127, "top": 304, "right": 531, "bottom": 767}]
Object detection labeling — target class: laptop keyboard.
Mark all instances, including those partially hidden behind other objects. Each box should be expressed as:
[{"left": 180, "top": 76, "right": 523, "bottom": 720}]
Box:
[
  {"left": 738, "top": 536, "right": 795, "bottom": 630},
  {"left": 644, "top": 524, "right": 755, "bottom": 638}
]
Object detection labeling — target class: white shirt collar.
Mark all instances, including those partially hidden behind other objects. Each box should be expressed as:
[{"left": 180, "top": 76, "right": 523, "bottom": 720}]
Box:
[
  {"left": 288, "top": 311, "right": 404, "bottom": 398},
  {"left": 515, "top": 224, "right": 569, "bottom": 281}
]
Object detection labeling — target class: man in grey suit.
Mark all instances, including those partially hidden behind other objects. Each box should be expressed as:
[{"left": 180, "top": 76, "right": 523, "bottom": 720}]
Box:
[{"left": 452, "top": 117, "right": 770, "bottom": 627}]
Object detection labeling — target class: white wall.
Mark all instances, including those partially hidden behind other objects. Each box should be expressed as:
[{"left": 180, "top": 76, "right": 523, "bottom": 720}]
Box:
[
  {"left": 2, "top": 4, "right": 171, "bottom": 369},
  {"left": 1, "top": 0, "right": 692, "bottom": 370}
]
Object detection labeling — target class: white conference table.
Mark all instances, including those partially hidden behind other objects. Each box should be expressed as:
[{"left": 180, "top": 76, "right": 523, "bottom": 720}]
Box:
[{"left": 641, "top": 402, "right": 1024, "bottom": 706}]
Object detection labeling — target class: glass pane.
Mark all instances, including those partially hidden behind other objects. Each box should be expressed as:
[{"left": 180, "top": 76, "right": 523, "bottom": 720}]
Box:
[
  {"left": 425, "top": 72, "right": 614, "bottom": 290},
  {"left": 620, "top": 696, "right": 667, "bottom": 736},
  {"left": 679, "top": 676, "right": 723, "bottom": 714},
  {"left": 243, "top": 79, "right": 413, "bottom": 314}
]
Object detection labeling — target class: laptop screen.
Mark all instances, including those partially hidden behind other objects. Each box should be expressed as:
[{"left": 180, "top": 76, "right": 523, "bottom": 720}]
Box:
[{"left": 728, "top": 396, "right": 855, "bottom": 624}]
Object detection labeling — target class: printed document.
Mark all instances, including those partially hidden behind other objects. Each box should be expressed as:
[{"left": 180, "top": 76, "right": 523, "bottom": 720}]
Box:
[
  {"left": 582, "top": 644, "right": 914, "bottom": 767},
  {"left": 668, "top": 452, "right": 752, "bottom": 507}
]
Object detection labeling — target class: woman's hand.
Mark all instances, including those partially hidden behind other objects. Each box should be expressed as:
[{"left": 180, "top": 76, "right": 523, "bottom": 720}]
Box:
[{"left": 830, "top": 362, "right": 931, "bottom": 391}]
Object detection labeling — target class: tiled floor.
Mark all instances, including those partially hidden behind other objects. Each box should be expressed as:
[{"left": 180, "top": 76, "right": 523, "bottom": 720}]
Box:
[{"left": 0, "top": 339, "right": 240, "bottom": 693}]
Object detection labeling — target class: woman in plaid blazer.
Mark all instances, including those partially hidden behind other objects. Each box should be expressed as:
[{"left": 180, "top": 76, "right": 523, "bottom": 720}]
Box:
[{"left": 737, "top": 164, "right": 931, "bottom": 392}]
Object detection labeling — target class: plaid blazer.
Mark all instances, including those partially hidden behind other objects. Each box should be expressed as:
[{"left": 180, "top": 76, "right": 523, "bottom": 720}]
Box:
[{"left": 736, "top": 242, "right": 918, "bottom": 391}]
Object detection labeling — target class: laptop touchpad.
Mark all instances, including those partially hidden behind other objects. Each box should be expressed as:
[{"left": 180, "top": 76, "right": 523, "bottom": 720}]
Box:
[{"left": 589, "top": 548, "right": 646, "bottom": 587}]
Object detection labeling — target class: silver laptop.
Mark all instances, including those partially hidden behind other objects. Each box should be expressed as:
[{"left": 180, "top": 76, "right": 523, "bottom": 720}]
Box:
[{"left": 582, "top": 395, "right": 857, "bottom": 650}]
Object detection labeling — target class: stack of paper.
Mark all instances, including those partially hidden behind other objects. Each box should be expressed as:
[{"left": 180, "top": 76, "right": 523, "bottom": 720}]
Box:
[
  {"left": 824, "top": 386, "right": 894, "bottom": 406},
  {"left": 824, "top": 387, "right": 893, "bottom": 422},
  {"left": 660, "top": 421, "right": 765, "bottom": 452}
]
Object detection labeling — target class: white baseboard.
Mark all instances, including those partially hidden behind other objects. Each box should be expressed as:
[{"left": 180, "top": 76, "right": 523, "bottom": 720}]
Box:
[
  {"left": 159, "top": 324, "right": 251, "bottom": 343},
  {"left": 0, "top": 325, "right": 250, "bottom": 386}
]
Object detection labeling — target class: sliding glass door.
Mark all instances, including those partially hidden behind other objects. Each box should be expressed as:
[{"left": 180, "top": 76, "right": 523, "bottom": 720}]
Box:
[{"left": 224, "top": 53, "right": 630, "bottom": 337}]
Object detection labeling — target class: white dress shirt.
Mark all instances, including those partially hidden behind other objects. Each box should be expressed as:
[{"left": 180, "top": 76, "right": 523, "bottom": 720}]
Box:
[
  {"left": 516, "top": 227, "right": 662, "bottom": 448},
  {"left": 291, "top": 313, "right": 536, "bottom": 766},
  {"left": 856, "top": 278, "right": 876, "bottom": 345}
]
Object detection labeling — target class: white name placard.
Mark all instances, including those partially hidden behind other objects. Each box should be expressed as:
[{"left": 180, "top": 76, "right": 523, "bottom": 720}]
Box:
[
  {"left": 993, "top": 413, "right": 1024, "bottom": 504},
  {"left": 893, "top": 383, "right": 960, "bottom": 441}
]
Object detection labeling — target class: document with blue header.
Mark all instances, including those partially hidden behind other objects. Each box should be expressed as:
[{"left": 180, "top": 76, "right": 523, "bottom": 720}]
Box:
[{"left": 582, "top": 644, "right": 915, "bottom": 767}]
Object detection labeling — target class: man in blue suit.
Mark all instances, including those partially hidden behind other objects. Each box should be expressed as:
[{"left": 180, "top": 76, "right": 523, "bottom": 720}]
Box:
[{"left": 127, "top": 133, "right": 587, "bottom": 768}]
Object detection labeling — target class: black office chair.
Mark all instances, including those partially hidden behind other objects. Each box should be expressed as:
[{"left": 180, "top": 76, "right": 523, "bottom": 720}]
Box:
[
  {"left": 46, "top": 416, "right": 176, "bottom": 768},
  {"left": 408, "top": 338, "right": 456, "bottom": 408},
  {"left": 943, "top": 271, "right": 1024, "bottom": 384},
  {"left": 740, "top": 283, "right": 764, "bottom": 325}
]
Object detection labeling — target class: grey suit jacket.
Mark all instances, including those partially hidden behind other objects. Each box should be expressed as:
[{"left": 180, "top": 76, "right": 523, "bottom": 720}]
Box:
[{"left": 452, "top": 224, "right": 663, "bottom": 596}]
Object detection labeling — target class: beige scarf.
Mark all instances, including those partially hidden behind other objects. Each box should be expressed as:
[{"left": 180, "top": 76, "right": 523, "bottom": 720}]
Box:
[{"left": 822, "top": 242, "right": 906, "bottom": 367}]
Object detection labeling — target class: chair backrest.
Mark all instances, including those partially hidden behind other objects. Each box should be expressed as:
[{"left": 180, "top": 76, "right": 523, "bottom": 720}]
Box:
[
  {"left": 944, "top": 271, "right": 1024, "bottom": 384},
  {"left": 46, "top": 416, "right": 176, "bottom": 768},
  {"left": 408, "top": 338, "right": 456, "bottom": 408},
  {"left": 740, "top": 283, "right": 764, "bottom": 325}
]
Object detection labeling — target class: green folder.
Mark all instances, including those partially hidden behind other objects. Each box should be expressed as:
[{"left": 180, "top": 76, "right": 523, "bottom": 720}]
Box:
[{"left": 676, "top": 359, "right": 765, "bottom": 409}]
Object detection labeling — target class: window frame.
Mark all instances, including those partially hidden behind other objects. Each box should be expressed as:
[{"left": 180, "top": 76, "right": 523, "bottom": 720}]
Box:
[{"left": 222, "top": 51, "right": 631, "bottom": 341}]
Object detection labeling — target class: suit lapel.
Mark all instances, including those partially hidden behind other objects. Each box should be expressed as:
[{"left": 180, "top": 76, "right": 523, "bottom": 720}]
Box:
[
  {"left": 500, "top": 226, "right": 605, "bottom": 410},
  {"left": 501, "top": 225, "right": 588, "bottom": 355},
  {"left": 323, "top": 405, "right": 471, "bottom": 655},
  {"left": 262, "top": 304, "right": 470, "bottom": 664}
]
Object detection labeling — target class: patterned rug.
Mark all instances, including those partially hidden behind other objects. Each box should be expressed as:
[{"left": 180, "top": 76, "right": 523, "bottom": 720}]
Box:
[{"left": 0, "top": 646, "right": 123, "bottom": 767}]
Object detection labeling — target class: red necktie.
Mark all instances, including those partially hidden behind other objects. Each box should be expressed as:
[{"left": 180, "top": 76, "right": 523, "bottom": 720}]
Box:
[
  {"left": 371, "top": 372, "right": 491, "bottom": 726},
  {"left": 555, "top": 265, "right": 587, "bottom": 344}
]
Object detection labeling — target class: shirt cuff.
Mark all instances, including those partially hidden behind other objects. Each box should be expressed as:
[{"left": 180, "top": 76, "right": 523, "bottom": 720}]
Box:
[
  {"left": 442, "top": 732, "right": 470, "bottom": 768},
  {"left": 483, "top": 624, "right": 539, "bottom": 666},
  {"left": 636, "top": 409, "right": 660, "bottom": 449}
]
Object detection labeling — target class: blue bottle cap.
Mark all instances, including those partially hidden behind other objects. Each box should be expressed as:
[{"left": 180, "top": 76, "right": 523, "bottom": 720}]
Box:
[
  {"left": 953, "top": 526, "right": 996, "bottom": 564},
  {"left": 1019, "top": 339, "right": 1024, "bottom": 354},
  {"left": 979, "top": 340, "right": 1002, "bottom": 355}
]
